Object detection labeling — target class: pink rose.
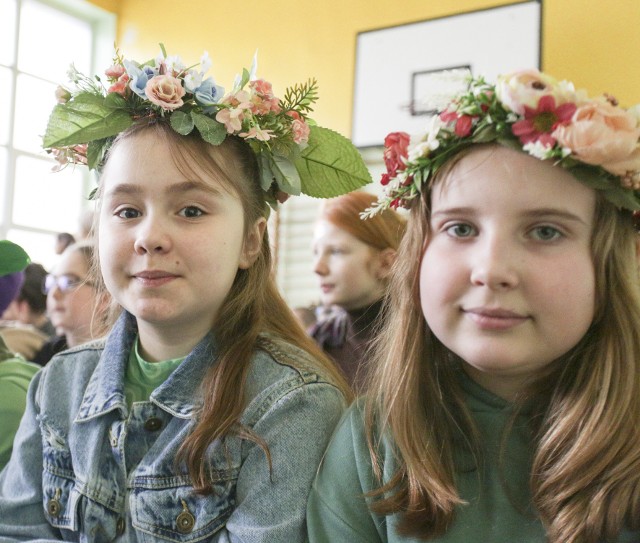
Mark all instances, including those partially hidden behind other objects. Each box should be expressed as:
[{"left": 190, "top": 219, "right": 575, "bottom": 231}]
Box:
[
  {"left": 553, "top": 100, "right": 640, "bottom": 174},
  {"left": 145, "top": 75, "right": 186, "bottom": 111},
  {"left": 105, "top": 64, "right": 126, "bottom": 80},
  {"left": 291, "top": 119, "right": 310, "bottom": 144},
  {"left": 496, "top": 69, "right": 569, "bottom": 115},
  {"left": 383, "top": 132, "right": 410, "bottom": 175}
]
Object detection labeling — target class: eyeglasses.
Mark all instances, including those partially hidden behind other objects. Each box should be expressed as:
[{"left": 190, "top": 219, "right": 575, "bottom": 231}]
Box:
[{"left": 42, "top": 274, "right": 94, "bottom": 295}]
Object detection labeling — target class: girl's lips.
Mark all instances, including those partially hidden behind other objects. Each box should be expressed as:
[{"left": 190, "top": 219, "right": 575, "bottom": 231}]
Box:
[
  {"left": 133, "top": 270, "right": 178, "bottom": 287},
  {"left": 320, "top": 284, "right": 334, "bottom": 293},
  {"left": 463, "top": 307, "right": 529, "bottom": 331}
]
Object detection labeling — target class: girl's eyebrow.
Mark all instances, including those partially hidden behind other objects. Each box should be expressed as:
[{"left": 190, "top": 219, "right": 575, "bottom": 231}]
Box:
[
  {"left": 431, "top": 207, "right": 589, "bottom": 226},
  {"left": 165, "top": 180, "right": 223, "bottom": 197},
  {"left": 105, "top": 180, "right": 223, "bottom": 198}
]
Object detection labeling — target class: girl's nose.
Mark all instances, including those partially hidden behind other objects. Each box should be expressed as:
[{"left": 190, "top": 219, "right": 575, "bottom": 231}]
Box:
[
  {"left": 469, "top": 236, "right": 519, "bottom": 290},
  {"left": 133, "top": 216, "right": 172, "bottom": 255},
  {"left": 313, "top": 253, "right": 329, "bottom": 276}
]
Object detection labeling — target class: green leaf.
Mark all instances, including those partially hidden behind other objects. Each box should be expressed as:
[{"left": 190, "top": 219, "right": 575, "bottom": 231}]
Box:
[
  {"left": 294, "top": 126, "right": 372, "bottom": 198},
  {"left": 191, "top": 112, "right": 227, "bottom": 145},
  {"left": 86, "top": 139, "right": 108, "bottom": 170},
  {"left": 239, "top": 68, "right": 250, "bottom": 89},
  {"left": 568, "top": 166, "right": 615, "bottom": 190},
  {"left": 0, "top": 240, "right": 30, "bottom": 276},
  {"left": 43, "top": 93, "right": 133, "bottom": 148},
  {"left": 601, "top": 188, "right": 640, "bottom": 210},
  {"left": 170, "top": 111, "right": 195, "bottom": 135},
  {"left": 104, "top": 92, "right": 128, "bottom": 109}
]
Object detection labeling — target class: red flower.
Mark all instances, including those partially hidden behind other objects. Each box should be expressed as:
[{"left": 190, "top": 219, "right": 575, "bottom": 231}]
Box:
[
  {"left": 511, "top": 95, "right": 576, "bottom": 145},
  {"left": 380, "top": 173, "right": 391, "bottom": 186},
  {"left": 383, "top": 132, "right": 410, "bottom": 175},
  {"left": 440, "top": 110, "right": 473, "bottom": 137}
]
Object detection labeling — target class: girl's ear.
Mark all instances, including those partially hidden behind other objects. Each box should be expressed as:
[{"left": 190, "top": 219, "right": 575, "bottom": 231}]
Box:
[
  {"left": 375, "top": 248, "right": 397, "bottom": 281},
  {"left": 239, "top": 217, "right": 267, "bottom": 269}
]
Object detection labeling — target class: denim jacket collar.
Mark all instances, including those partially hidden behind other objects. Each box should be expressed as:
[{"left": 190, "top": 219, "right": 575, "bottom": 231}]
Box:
[{"left": 75, "top": 311, "right": 216, "bottom": 423}]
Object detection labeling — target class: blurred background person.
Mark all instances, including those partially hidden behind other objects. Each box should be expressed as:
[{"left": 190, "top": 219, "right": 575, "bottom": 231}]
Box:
[
  {"left": 54, "top": 232, "right": 76, "bottom": 255},
  {"left": 0, "top": 240, "right": 40, "bottom": 469},
  {"left": 310, "top": 191, "right": 406, "bottom": 392},
  {"left": 32, "top": 242, "right": 109, "bottom": 366},
  {"left": 2, "top": 263, "right": 55, "bottom": 337}
]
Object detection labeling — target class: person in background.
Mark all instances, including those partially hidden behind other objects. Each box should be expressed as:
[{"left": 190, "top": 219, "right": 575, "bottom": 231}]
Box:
[
  {"left": 31, "top": 242, "right": 109, "bottom": 366},
  {"left": 0, "top": 240, "right": 40, "bottom": 469},
  {"left": 54, "top": 231, "right": 75, "bottom": 255},
  {"left": 2, "top": 263, "right": 56, "bottom": 337},
  {"left": 308, "top": 70, "right": 640, "bottom": 542},
  {"left": 311, "top": 191, "right": 406, "bottom": 392}
]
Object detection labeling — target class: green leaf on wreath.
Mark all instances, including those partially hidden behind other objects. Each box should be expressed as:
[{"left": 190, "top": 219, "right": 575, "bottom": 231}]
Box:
[
  {"left": 171, "top": 111, "right": 195, "bottom": 135},
  {"left": 43, "top": 93, "right": 133, "bottom": 148},
  {"left": 294, "top": 126, "right": 372, "bottom": 198},
  {"left": 191, "top": 112, "right": 227, "bottom": 145}
]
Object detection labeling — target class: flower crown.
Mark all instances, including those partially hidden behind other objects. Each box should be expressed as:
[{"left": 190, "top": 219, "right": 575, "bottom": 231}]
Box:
[
  {"left": 43, "top": 45, "right": 371, "bottom": 208},
  {"left": 364, "top": 69, "right": 640, "bottom": 217}
]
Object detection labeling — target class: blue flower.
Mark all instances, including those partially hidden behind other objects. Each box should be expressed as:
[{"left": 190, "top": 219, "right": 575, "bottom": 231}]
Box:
[
  {"left": 194, "top": 77, "right": 225, "bottom": 108},
  {"left": 124, "top": 61, "right": 156, "bottom": 98}
]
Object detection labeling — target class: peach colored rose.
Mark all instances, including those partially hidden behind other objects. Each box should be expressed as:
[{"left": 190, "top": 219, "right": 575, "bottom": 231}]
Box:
[
  {"left": 553, "top": 100, "right": 640, "bottom": 174},
  {"left": 108, "top": 74, "right": 130, "bottom": 96},
  {"left": 496, "top": 69, "right": 571, "bottom": 115},
  {"left": 55, "top": 86, "right": 71, "bottom": 104},
  {"left": 291, "top": 119, "right": 310, "bottom": 144},
  {"left": 145, "top": 75, "right": 186, "bottom": 111}
]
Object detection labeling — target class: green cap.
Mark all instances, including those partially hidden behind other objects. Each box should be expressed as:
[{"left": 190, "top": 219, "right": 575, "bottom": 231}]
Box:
[{"left": 0, "top": 240, "right": 30, "bottom": 277}]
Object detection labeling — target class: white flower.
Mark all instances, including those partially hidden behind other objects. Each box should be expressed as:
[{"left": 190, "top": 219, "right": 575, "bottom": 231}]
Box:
[
  {"left": 200, "top": 51, "right": 212, "bottom": 74},
  {"left": 523, "top": 140, "right": 555, "bottom": 160},
  {"left": 184, "top": 70, "right": 203, "bottom": 93}
]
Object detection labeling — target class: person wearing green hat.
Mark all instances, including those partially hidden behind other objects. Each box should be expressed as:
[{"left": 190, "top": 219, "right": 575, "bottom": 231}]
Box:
[{"left": 0, "top": 240, "right": 40, "bottom": 469}]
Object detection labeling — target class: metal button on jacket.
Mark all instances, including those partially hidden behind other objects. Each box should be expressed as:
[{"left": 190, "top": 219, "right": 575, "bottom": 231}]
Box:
[
  {"left": 176, "top": 500, "right": 195, "bottom": 534},
  {"left": 116, "top": 517, "right": 125, "bottom": 536},
  {"left": 143, "top": 417, "right": 162, "bottom": 432},
  {"left": 47, "top": 488, "right": 62, "bottom": 517}
]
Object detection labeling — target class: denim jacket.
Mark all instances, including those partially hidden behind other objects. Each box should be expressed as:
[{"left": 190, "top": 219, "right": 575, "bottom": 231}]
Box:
[{"left": 0, "top": 312, "right": 346, "bottom": 542}]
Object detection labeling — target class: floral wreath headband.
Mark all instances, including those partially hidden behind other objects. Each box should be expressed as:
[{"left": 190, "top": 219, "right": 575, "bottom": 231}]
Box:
[
  {"left": 364, "top": 69, "right": 640, "bottom": 218},
  {"left": 43, "top": 45, "right": 371, "bottom": 209}
]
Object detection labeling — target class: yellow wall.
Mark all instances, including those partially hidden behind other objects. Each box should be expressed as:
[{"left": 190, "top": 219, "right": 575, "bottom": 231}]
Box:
[{"left": 91, "top": 0, "right": 640, "bottom": 138}]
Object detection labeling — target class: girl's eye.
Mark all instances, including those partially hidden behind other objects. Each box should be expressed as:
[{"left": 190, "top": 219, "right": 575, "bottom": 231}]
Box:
[
  {"left": 329, "top": 248, "right": 344, "bottom": 255},
  {"left": 179, "top": 206, "right": 204, "bottom": 218},
  {"left": 445, "top": 223, "right": 476, "bottom": 238},
  {"left": 116, "top": 208, "right": 140, "bottom": 219},
  {"left": 530, "top": 225, "right": 562, "bottom": 241}
]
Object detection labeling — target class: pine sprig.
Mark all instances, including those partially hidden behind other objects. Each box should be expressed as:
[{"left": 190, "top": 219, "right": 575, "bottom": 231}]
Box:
[{"left": 281, "top": 78, "right": 318, "bottom": 114}]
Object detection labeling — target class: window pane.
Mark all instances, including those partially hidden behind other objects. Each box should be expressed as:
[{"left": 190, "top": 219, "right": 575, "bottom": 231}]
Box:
[
  {"left": 0, "top": 67, "right": 13, "bottom": 145},
  {"left": 18, "top": 0, "right": 92, "bottom": 81},
  {"left": 13, "top": 73, "right": 56, "bottom": 153},
  {"left": 7, "top": 228, "right": 57, "bottom": 271},
  {"left": 13, "top": 154, "right": 85, "bottom": 233},
  {"left": 0, "top": 0, "right": 17, "bottom": 67}
]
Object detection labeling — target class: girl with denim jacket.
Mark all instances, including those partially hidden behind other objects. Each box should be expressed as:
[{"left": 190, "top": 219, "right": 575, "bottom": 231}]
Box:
[
  {"left": 0, "top": 46, "right": 371, "bottom": 542},
  {"left": 307, "top": 70, "right": 640, "bottom": 542}
]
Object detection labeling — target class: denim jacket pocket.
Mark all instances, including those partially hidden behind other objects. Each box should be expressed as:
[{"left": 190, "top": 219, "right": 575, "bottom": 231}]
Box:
[
  {"left": 131, "top": 469, "right": 238, "bottom": 542},
  {"left": 42, "top": 469, "right": 82, "bottom": 531}
]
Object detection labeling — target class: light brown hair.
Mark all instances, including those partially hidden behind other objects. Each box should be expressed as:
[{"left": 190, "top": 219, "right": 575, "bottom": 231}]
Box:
[
  {"left": 365, "top": 144, "right": 640, "bottom": 542},
  {"left": 92, "top": 122, "right": 351, "bottom": 491}
]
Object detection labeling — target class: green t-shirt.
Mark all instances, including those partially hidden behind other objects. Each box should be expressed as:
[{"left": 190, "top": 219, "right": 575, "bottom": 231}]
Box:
[
  {"left": 307, "top": 372, "right": 640, "bottom": 542},
  {"left": 123, "top": 338, "right": 185, "bottom": 406},
  {"left": 0, "top": 336, "right": 40, "bottom": 470}
]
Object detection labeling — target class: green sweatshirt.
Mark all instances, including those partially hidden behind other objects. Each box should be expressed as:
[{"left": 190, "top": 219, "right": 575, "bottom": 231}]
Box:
[
  {"left": 307, "top": 372, "right": 639, "bottom": 542},
  {"left": 0, "top": 336, "right": 40, "bottom": 469}
]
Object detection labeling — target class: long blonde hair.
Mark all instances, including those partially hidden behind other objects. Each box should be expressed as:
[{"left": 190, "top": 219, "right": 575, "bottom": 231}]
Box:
[
  {"left": 91, "top": 122, "right": 351, "bottom": 491},
  {"left": 365, "top": 147, "right": 640, "bottom": 542}
]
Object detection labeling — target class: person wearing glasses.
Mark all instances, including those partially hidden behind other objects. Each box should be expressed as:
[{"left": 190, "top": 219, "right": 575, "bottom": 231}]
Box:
[{"left": 32, "top": 242, "right": 109, "bottom": 366}]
